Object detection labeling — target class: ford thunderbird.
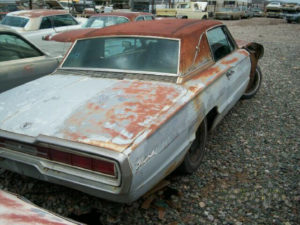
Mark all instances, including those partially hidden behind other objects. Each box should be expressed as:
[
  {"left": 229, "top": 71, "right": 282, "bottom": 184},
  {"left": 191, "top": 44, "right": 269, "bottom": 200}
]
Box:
[{"left": 0, "top": 19, "right": 263, "bottom": 203}]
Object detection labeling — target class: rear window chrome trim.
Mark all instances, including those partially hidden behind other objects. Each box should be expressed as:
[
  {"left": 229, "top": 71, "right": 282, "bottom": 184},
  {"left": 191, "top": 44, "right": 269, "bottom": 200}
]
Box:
[{"left": 60, "top": 35, "right": 181, "bottom": 76}]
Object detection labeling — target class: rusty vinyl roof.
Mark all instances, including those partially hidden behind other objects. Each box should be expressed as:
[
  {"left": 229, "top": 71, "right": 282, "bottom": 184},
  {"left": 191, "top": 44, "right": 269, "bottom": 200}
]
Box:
[
  {"left": 7, "top": 9, "right": 68, "bottom": 18},
  {"left": 74, "top": 19, "right": 222, "bottom": 74},
  {"left": 90, "top": 12, "right": 154, "bottom": 22},
  {"left": 79, "top": 19, "right": 222, "bottom": 40}
]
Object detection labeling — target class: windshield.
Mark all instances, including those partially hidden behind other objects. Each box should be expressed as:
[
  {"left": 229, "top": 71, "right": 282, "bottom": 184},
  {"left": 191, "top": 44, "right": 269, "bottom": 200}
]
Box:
[
  {"left": 82, "top": 16, "right": 129, "bottom": 28},
  {"left": 1, "top": 16, "right": 29, "bottom": 27},
  {"left": 62, "top": 37, "right": 179, "bottom": 75}
]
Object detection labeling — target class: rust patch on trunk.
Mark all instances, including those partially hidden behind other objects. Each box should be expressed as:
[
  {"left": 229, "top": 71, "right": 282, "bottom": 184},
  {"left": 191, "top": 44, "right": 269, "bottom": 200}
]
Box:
[{"left": 61, "top": 80, "right": 183, "bottom": 151}]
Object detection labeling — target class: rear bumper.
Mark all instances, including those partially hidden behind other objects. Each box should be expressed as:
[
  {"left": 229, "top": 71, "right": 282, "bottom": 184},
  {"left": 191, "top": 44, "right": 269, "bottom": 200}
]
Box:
[{"left": 0, "top": 131, "right": 136, "bottom": 203}]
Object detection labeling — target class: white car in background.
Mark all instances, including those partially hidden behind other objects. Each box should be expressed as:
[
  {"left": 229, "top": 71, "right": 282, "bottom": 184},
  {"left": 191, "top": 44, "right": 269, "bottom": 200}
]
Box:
[{"left": 1, "top": 9, "right": 86, "bottom": 56}]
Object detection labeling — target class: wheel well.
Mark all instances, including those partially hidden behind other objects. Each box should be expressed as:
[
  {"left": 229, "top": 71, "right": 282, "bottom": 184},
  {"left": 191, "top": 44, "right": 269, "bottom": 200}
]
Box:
[{"left": 206, "top": 107, "right": 218, "bottom": 132}]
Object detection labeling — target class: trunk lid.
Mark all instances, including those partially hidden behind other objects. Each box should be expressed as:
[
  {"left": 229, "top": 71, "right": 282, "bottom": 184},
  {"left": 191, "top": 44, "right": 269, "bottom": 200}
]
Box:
[{"left": 0, "top": 73, "right": 187, "bottom": 152}]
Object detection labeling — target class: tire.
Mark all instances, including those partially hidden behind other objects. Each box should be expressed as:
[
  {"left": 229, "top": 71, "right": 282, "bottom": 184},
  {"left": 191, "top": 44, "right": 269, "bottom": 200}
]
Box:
[
  {"left": 242, "top": 65, "right": 262, "bottom": 99},
  {"left": 179, "top": 118, "right": 207, "bottom": 174}
]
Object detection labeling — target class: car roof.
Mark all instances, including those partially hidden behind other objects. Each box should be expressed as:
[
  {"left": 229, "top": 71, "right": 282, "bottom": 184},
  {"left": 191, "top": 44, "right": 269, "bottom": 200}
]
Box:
[
  {"left": 72, "top": 19, "right": 222, "bottom": 74},
  {"left": 7, "top": 9, "right": 69, "bottom": 18},
  {"left": 80, "top": 19, "right": 221, "bottom": 40},
  {"left": 91, "top": 12, "right": 153, "bottom": 21}
]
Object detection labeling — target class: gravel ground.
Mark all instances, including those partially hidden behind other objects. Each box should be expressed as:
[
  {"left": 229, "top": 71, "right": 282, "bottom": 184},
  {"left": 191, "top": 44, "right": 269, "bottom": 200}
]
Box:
[{"left": 0, "top": 18, "right": 299, "bottom": 225}]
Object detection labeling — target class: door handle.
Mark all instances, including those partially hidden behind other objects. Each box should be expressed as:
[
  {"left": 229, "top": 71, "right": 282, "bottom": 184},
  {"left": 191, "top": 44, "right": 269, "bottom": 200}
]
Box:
[{"left": 226, "top": 70, "right": 234, "bottom": 79}]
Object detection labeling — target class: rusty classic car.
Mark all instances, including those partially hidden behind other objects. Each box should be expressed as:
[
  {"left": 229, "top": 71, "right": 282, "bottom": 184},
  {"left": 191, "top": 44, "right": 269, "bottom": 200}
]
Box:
[{"left": 0, "top": 19, "right": 263, "bottom": 203}]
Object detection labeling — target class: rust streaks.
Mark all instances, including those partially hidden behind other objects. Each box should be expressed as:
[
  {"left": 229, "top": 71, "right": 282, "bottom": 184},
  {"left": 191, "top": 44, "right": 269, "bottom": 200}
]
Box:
[
  {"left": 0, "top": 214, "right": 67, "bottom": 225},
  {"left": 240, "top": 50, "right": 249, "bottom": 56},
  {"left": 192, "top": 66, "right": 221, "bottom": 80},
  {"left": 0, "top": 192, "right": 23, "bottom": 208},
  {"left": 221, "top": 57, "right": 238, "bottom": 65}
]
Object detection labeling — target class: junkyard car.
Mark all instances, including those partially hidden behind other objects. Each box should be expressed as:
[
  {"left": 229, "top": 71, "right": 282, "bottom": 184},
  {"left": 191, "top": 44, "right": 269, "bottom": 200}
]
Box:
[
  {"left": 282, "top": 3, "right": 300, "bottom": 23},
  {"left": 215, "top": 8, "right": 244, "bottom": 20},
  {"left": 240, "top": 6, "right": 254, "bottom": 18},
  {"left": 285, "top": 11, "right": 300, "bottom": 23},
  {"left": 0, "top": 19, "right": 263, "bottom": 203},
  {"left": 0, "top": 26, "right": 59, "bottom": 93},
  {"left": 250, "top": 8, "right": 265, "bottom": 17},
  {"left": 44, "top": 12, "right": 155, "bottom": 43},
  {"left": 1, "top": 9, "right": 84, "bottom": 55}
]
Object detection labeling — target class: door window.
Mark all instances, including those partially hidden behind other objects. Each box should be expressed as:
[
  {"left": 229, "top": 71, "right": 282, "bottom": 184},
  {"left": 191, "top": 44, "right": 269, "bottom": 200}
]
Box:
[
  {"left": 40, "top": 16, "right": 52, "bottom": 29},
  {"left": 206, "top": 26, "right": 235, "bottom": 61},
  {"left": 0, "top": 33, "right": 43, "bottom": 62},
  {"left": 144, "top": 15, "right": 154, "bottom": 20},
  {"left": 52, "top": 14, "right": 78, "bottom": 27},
  {"left": 135, "top": 16, "right": 144, "bottom": 21}
]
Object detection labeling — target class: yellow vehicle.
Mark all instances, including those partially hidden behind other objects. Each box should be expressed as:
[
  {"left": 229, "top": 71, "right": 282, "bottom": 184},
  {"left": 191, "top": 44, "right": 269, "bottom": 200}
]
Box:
[{"left": 156, "top": 2, "right": 208, "bottom": 19}]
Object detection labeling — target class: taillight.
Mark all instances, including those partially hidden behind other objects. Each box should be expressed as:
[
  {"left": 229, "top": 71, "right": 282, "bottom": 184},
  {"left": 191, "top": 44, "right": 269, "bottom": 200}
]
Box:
[
  {"left": 36, "top": 146, "right": 116, "bottom": 177},
  {"left": 72, "top": 154, "right": 92, "bottom": 170},
  {"left": 92, "top": 159, "right": 115, "bottom": 176},
  {"left": 0, "top": 139, "right": 116, "bottom": 177}
]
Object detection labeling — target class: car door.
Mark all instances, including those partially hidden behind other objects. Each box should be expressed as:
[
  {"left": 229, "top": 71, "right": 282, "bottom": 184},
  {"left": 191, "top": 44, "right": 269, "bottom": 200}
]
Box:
[
  {"left": 23, "top": 14, "right": 81, "bottom": 44},
  {"left": 206, "top": 26, "right": 251, "bottom": 113},
  {"left": 0, "top": 32, "right": 59, "bottom": 93}
]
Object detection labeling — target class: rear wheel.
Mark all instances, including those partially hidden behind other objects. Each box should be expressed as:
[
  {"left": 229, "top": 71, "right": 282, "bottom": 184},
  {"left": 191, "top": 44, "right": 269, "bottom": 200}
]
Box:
[
  {"left": 242, "top": 65, "right": 262, "bottom": 99},
  {"left": 179, "top": 118, "right": 207, "bottom": 174}
]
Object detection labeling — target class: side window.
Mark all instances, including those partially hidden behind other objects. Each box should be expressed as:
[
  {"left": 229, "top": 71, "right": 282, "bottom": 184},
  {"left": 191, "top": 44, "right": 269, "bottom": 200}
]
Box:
[
  {"left": 135, "top": 16, "right": 144, "bottom": 21},
  {"left": 52, "top": 14, "right": 78, "bottom": 27},
  {"left": 0, "top": 33, "right": 43, "bottom": 62},
  {"left": 40, "top": 16, "right": 52, "bottom": 29},
  {"left": 116, "top": 17, "right": 129, "bottom": 24},
  {"left": 144, "top": 15, "right": 154, "bottom": 20},
  {"left": 177, "top": 4, "right": 190, "bottom": 9},
  {"left": 206, "top": 26, "right": 235, "bottom": 61}
]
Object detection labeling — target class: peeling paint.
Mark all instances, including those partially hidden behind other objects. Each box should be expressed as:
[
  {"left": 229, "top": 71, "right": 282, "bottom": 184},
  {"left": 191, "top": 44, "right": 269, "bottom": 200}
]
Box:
[{"left": 0, "top": 190, "right": 77, "bottom": 225}]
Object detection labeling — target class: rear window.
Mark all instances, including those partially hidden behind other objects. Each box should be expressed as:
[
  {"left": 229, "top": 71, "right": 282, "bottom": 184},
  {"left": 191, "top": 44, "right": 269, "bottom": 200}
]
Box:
[
  {"left": 1, "top": 16, "right": 29, "bottom": 27},
  {"left": 82, "top": 16, "right": 129, "bottom": 28},
  {"left": 62, "top": 36, "right": 179, "bottom": 75}
]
